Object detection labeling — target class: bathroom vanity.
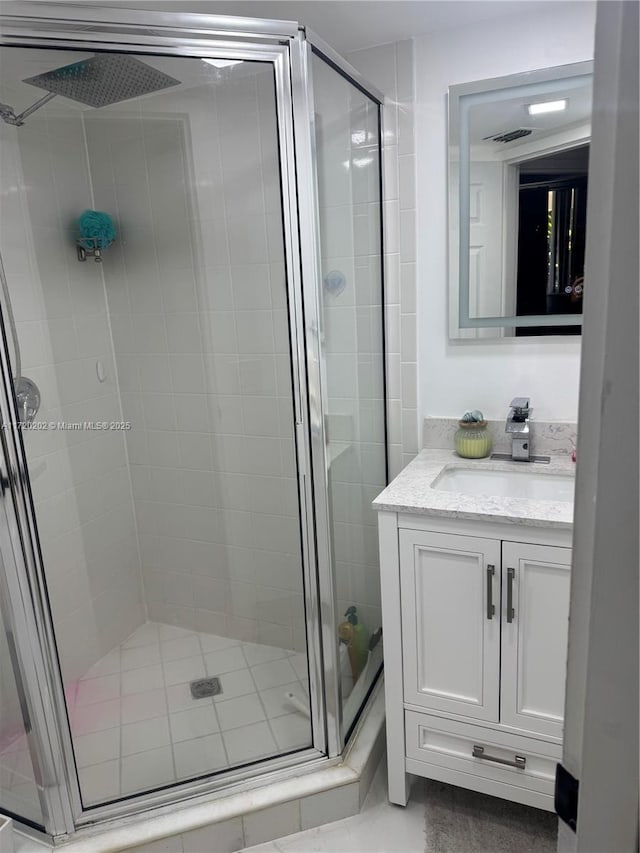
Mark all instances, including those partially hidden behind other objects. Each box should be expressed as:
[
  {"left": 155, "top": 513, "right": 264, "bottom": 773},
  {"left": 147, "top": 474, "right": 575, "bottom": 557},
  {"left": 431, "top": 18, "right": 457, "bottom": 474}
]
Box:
[{"left": 374, "top": 450, "right": 575, "bottom": 812}]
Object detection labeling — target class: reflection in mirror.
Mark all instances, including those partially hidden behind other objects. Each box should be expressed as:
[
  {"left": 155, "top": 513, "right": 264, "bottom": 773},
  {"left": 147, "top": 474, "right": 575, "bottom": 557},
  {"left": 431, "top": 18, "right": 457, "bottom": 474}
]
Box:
[
  {"left": 516, "top": 145, "right": 588, "bottom": 335},
  {"left": 448, "top": 62, "right": 593, "bottom": 338}
]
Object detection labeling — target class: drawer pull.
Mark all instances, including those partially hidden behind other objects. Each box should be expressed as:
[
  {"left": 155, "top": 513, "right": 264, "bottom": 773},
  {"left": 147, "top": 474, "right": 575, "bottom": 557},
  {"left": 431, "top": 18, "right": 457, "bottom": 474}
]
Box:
[
  {"left": 486, "top": 564, "right": 495, "bottom": 619},
  {"left": 472, "top": 745, "right": 526, "bottom": 769},
  {"left": 506, "top": 567, "right": 515, "bottom": 623}
]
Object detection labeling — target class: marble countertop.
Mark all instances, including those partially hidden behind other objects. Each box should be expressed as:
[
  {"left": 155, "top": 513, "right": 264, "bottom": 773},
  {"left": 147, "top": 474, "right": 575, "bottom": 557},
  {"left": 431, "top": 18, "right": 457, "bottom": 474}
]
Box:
[{"left": 373, "top": 449, "right": 575, "bottom": 529}]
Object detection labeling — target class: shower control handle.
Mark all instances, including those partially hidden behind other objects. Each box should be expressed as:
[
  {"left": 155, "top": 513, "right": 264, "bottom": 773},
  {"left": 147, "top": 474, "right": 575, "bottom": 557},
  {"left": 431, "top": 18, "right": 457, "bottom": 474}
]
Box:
[{"left": 15, "top": 376, "right": 41, "bottom": 425}]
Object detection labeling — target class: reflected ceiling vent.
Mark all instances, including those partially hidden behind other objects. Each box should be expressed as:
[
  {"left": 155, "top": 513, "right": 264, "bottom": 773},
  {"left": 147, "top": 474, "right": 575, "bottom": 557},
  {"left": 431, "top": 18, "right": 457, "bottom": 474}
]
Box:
[{"left": 483, "top": 128, "right": 533, "bottom": 143}]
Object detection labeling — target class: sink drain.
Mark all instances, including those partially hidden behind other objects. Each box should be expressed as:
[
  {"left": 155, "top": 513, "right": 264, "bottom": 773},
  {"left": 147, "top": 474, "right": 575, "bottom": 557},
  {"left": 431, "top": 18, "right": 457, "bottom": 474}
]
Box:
[{"left": 190, "top": 677, "right": 222, "bottom": 699}]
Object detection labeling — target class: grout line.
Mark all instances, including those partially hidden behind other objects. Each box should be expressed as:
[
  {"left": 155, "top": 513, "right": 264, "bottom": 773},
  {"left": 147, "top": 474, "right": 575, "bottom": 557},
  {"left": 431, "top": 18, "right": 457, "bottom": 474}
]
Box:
[{"left": 246, "top": 660, "right": 281, "bottom": 752}]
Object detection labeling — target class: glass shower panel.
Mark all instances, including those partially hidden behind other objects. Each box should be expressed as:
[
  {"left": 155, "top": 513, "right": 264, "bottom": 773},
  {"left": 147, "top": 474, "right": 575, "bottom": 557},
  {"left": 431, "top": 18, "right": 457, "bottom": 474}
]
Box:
[
  {"left": 0, "top": 46, "right": 311, "bottom": 807},
  {"left": 0, "top": 603, "right": 44, "bottom": 828},
  {"left": 311, "top": 54, "right": 386, "bottom": 739}
]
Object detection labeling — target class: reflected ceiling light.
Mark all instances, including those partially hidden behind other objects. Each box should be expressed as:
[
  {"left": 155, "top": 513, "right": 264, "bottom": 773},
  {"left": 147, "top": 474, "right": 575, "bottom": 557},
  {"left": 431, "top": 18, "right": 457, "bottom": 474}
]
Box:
[
  {"left": 527, "top": 99, "right": 567, "bottom": 116},
  {"left": 202, "top": 59, "right": 243, "bottom": 69}
]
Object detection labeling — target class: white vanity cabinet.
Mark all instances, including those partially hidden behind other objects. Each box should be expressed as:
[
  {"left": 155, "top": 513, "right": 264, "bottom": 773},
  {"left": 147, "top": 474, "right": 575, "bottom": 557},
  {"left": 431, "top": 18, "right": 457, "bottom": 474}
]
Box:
[
  {"left": 399, "top": 530, "right": 501, "bottom": 723},
  {"left": 378, "top": 512, "right": 572, "bottom": 812},
  {"left": 499, "top": 541, "right": 571, "bottom": 741}
]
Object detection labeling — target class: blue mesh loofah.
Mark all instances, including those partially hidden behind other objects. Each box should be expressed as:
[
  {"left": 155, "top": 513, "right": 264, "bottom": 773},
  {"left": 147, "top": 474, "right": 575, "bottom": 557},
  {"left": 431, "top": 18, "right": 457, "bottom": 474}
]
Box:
[{"left": 78, "top": 210, "right": 116, "bottom": 250}]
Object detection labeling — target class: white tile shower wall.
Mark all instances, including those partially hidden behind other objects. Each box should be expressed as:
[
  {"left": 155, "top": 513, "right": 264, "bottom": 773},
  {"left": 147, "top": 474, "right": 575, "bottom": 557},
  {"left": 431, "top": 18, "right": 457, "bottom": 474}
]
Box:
[
  {"left": 347, "top": 40, "right": 418, "bottom": 477},
  {"left": 84, "top": 68, "right": 305, "bottom": 651},
  {"left": 0, "top": 99, "right": 144, "bottom": 690}
]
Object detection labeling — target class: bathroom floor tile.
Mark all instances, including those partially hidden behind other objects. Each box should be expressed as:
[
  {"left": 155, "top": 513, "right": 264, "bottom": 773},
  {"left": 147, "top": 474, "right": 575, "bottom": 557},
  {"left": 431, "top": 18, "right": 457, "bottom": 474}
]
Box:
[
  {"left": 121, "top": 687, "right": 168, "bottom": 724},
  {"left": 241, "top": 642, "right": 288, "bottom": 668},
  {"left": 75, "top": 674, "right": 121, "bottom": 706},
  {"left": 122, "top": 623, "right": 160, "bottom": 648},
  {"left": 121, "top": 716, "right": 171, "bottom": 756},
  {"left": 270, "top": 713, "right": 312, "bottom": 750},
  {"left": 47, "top": 622, "right": 308, "bottom": 804},
  {"left": 78, "top": 759, "right": 120, "bottom": 805},
  {"left": 121, "top": 746, "right": 175, "bottom": 795},
  {"left": 70, "top": 698, "right": 121, "bottom": 736},
  {"left": 290, "top": 654, "right": 309, "bottom": 681},
  {"left": 121, "top": 663, "right": 164, "bottom": 695},
  {"left": 250, "top": 658, "right": 297, "bottom": 691},
  {"left": 198, "top": 634, "right": 241, "bottom": 653},
  {"left": 173, "top": 733, "right": 228, "bottom": 779},
  {"left": 84, "top": 648, "right": 121, "bottom": 679},
  {"left": 166, "top": 682, "right": 207, "bottom": 713},
  {"left": 158, "top": 624, "right": 194, "bottom": 643},
  {"left": 74, "top": 728, "right": 120, "bottom": 768},
  {"left": 163, "top": 654, "right": 207, "bottom": 687},
  {"left": 204, "top": 645, "right": 247, "bottom": 676},
  {"left": 215, "top": 693, "right": 265, "bottom": 731},
  {"left": 222, "top": 722, "right": 278, "bottom": 765},
  {"left": 213, "top": 668, "right": 256, "bottom": 702},
  {"left": 161, "top": 635, "right": 202, "bottom": 662},
  {"left": 169, "top": 706, "right": 220, "bottom": 742},
  {"left": 121, "top": 643, "right": 162, "bottom": 671},
  {"left": 259, "top": 681, "right": 309, "bottom": 719}
]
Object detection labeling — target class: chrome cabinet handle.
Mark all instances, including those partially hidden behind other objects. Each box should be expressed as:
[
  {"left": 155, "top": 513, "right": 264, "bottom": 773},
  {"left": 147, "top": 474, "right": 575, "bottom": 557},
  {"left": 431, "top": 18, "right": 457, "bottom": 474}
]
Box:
[
  {"left": 486, "top": 564, "right": 495, "bottom": 619},
  {"left": 473, "top": 745, "right": 526, "bottom": 769},
  {"left": 507, "top": 567, "right": 515, "bottom": 623}
]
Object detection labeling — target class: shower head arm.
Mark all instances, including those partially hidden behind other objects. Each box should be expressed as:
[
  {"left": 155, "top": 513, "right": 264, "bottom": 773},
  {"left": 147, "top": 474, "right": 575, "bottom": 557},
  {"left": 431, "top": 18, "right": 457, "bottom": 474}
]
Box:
[{"left": 0, "top": 91, "right": 57, "bottom": 126}]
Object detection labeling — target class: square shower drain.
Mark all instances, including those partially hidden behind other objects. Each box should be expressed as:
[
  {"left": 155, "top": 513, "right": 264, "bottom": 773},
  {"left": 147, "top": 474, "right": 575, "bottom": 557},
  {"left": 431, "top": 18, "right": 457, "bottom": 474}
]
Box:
[{"left": 190, "top": 677, "right": 222, "bottom": 699}]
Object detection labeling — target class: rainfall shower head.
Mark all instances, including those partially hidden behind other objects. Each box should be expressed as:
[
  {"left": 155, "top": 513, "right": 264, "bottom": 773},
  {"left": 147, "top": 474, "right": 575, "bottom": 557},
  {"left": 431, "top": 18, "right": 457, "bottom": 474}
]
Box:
[
  {"left": 1, "top": 54, "right": 181, "bottom": 126},
  {"left": 23, "top": 54, "right": 181, "bottom": 108}
]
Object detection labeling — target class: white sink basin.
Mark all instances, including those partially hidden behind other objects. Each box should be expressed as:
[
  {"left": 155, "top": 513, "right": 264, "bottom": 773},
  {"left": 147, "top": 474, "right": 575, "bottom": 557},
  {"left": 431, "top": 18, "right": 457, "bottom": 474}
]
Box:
[{"left": 433, "top": 466, "right": 575, "bottom": 502}]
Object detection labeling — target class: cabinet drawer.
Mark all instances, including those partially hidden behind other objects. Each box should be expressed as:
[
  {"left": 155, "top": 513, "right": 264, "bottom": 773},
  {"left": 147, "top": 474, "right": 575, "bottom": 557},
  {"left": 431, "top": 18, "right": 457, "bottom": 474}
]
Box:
[{"left": 405, "top": 710, "right": 559, "bottom": 795}]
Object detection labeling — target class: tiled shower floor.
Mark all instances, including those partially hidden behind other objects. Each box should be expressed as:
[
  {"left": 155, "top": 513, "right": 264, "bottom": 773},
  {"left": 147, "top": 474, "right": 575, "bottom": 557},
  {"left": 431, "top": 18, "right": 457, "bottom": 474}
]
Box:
[{"left": 65, "top": 623, "right": 310, "bottom": 804}]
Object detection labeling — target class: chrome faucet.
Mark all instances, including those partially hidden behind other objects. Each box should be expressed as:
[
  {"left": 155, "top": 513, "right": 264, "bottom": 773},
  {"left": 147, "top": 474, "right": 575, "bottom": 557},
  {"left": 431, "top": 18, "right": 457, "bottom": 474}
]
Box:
[{"left": 506, "top": 397, "right": 532, "bottom": 461}]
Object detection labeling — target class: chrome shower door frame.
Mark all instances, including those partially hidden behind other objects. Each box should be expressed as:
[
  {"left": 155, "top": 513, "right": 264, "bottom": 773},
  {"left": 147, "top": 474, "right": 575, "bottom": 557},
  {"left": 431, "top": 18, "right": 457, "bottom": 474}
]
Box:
[
  {"left": 0, "top": 3, "right": 386, "bottom": 839},
  {"left": 291, "top": 32, "right": 387, "bottom": 752}
]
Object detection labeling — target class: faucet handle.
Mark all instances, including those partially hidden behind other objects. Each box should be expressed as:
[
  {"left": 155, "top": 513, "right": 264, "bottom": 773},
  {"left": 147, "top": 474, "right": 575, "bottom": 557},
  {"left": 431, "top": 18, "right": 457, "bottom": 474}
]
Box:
[{"left": 510, "top": 397, "right": 530, "bottom": 413}]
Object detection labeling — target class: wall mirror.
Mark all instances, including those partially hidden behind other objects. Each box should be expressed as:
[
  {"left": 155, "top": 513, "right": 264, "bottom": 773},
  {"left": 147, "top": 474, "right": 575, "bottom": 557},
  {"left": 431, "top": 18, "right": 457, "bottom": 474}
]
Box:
[{"left": 448, "top": 61, "right": 593, "bottom": 339}]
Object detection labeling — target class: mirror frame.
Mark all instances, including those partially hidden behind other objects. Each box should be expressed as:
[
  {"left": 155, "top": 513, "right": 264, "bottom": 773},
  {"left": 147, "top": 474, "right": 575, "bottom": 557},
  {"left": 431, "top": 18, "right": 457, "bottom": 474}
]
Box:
[{"left": 448, "top": 60, "right": 593, "bottom": 338}]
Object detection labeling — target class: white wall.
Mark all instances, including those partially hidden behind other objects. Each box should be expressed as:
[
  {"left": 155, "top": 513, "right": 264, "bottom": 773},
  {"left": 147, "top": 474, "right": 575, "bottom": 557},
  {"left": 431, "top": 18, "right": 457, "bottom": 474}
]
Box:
[{"left": 415, "top": 2, "right": 596, "bottom": 422}]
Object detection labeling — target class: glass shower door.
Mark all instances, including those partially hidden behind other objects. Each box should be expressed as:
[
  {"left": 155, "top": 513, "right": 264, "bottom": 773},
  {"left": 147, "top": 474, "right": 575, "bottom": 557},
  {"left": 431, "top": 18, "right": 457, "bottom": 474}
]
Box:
[
  {"left": 0, "top": 582, "right": 44, "bottom": 829},
  {"left": 0, "top": 43, "right": 313, "bottom": 809},
  {"left": 310, "top": 52, "right": 386, "bottom": 741}
]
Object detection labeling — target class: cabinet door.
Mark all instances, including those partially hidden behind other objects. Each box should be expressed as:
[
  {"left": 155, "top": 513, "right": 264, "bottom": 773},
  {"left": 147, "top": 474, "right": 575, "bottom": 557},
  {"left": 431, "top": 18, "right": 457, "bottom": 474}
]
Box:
[
  {"left": 501, "top": 542, "right": 571, "bottom": 739},
  {"left": 399, "top": 530, "right": 500, "bottom": 722}
]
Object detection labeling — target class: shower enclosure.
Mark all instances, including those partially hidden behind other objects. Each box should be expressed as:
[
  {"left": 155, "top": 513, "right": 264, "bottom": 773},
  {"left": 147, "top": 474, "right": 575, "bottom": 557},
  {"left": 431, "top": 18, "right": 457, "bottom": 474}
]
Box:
[{"left": 0, "top": 3, "right": 387, "bottom": 842}]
